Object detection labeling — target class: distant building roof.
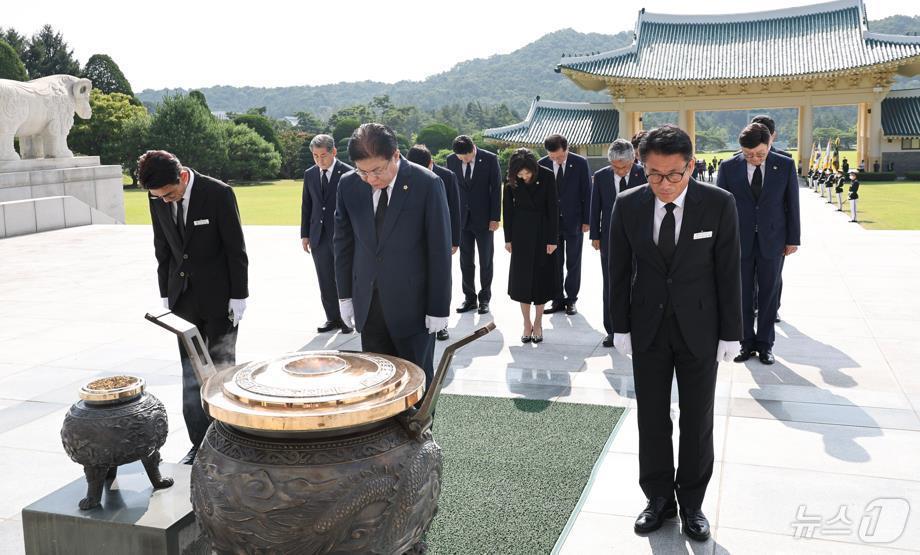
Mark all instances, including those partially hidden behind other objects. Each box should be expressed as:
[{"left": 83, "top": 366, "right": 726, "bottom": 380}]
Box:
[
  {"left": 482, "top": 97, "right": 619, "bottom": 147},
  {"left": 882, "top": 89, "right": 920, "bottom": 138},
  {"left": 556, "top": 0, "right": 920, "bottom": 85}
]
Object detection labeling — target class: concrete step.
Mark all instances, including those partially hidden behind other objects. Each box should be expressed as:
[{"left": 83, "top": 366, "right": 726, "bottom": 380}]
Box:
[{"left": 0, "top": 195, "right": 119, "bottom": 238}]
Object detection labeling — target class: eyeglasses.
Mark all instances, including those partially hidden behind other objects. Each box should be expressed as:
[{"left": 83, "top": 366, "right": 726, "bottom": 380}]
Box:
[
  {"left": 742, "top": 150, "right": 769, "bottom": 162},
  {"left": 646, "top": 161, "right": 691, "bottom": 184},
  {"left": 354, "top": 158, "right": 392, "bottom": 180}
]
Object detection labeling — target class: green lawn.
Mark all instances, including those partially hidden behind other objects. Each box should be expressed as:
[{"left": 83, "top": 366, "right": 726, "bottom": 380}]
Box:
[
  {"left": 125, "top": 173, "right": 919, "bottom": 231},
  {"left": 827, "top": 181, "right": 920, "bottom": 230},
  {"left": 124, "top": 179, "right": 303, "bottom": 225}
]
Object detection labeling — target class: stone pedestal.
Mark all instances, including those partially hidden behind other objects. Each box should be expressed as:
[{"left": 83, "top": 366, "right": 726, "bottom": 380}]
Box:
[
  {"left": 0, "top": 156, "right": 125, "bottom": 238},
  {"left": 21, "top": 462, "right": 208, "bottom": 555}
]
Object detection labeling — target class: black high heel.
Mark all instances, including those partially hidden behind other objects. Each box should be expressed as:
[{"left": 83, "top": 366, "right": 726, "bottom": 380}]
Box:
[{"left": 532, "top": 326, "right": 543, "bottom": 343}]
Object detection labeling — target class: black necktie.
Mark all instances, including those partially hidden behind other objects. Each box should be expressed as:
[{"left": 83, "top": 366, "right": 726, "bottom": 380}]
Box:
[
  {"left": 321, "top": 169, "right": 328, "bottom": 197},
  {"left": 658, "top": 202, "right": 676, "bottom": 265},
  {"left": 751, "top": 165, "right": 763, "bottom": 200},
  {"left": 375, "top": 187, "right": 388, "bottom": 238},
  {"left": 556, "top": 165, "right": 564, "bottom": 188},
  {"left": 618, "top": 176, "right": 627, "bottom": 194},
  {"left": 464, "top": 163, "right": 472, "bottom": 183},
  {"left": 175, "top": 198, "right": 185, "bottom": 241}
]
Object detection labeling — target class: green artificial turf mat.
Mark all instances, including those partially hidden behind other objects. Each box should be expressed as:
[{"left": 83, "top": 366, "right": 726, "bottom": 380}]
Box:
[{"left": 424, "top": 394, "right": 624, "bottom": 555}]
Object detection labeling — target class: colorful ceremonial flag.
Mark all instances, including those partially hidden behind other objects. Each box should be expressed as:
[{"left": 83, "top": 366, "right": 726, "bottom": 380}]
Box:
[
  {"left": 809, "top": 142, "right": 819, "bottom": 170},
  {"left": 821, "top": 139, "right": 832, "bottom": 170},
  {"left": 831, "top": 137, "right": 841, "bottom": 171}
]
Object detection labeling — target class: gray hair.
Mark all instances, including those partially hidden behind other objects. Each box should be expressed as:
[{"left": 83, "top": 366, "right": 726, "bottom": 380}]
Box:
[
  {"left": 607, "top": 139, "right": 635, "bottom": 162},
  {"left": 309, "top": 134, "right": 335, "bottom": 152}
]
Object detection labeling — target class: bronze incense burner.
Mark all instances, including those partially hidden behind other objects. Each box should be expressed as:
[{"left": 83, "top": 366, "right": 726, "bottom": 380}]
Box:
[
  {"left": 147, "top": 311, "right": 493, "bottom": 555},
  {"left": 60, "top": 375, "right": 173, "bottom": 510}
]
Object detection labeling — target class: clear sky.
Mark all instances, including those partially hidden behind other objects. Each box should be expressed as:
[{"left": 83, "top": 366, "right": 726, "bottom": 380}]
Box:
[{"left": 3, "top": 0, "right": 919, "bottom": 91}]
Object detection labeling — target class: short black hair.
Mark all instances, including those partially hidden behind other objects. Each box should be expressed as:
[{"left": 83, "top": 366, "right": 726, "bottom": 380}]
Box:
[
  {"left": 750, "top": 115, "right": 776, "bottom": 135},
  {"left": 406, "top": 144, "right": 432, "bottom": 167},
  {"left": 347, "top": 123, "right": 398, "bottom": 162},
  {"left": 630, "top": 130, "right": 647, "bottom": 151},
  {"left": 452, "top": 135, "right": 474, "bottom": 155},
  {"left": 639, "top": 125, "right": 693, "bottom": 162},
  {"left": 506, "top": 148, "right": 540, "bottom": 188},
  {"left": 543, "top": 133, "right": 568, "bottom": 152},
  {"left": 137, "top": 150, "right": 182, "bottom": 189},
  {"left": 739, "top": 123, "right": 771, "bottom": 149}
]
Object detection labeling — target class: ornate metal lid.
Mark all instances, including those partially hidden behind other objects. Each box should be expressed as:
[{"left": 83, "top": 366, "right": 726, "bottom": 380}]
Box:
[
  {"left": 201, "top": 351, "right": 425, "bottom": 433},
  {"left": 79, "top": 375, "right": 145, "bottom": 404}
]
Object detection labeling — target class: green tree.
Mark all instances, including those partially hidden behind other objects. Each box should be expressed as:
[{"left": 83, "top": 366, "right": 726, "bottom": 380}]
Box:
[
  {"left": 277, "top": 129, "right": 312, "bottom": 179},
  {"left": 70, "top": 90, "right": 148, "bottom": 165},
  {"left": 221, "top": 121, "right": 281, "bottom": 181},
  {"left": 294, "top": 111, "right": 325, "bottom": 133},
  {"left": 0, "top": 28, "right": 27, "bottom": 59},
  {"left": 332, "top": 117, "right": 361, "bottom": 144},
  {"left": 22, "top": 24, "right": 80, "bottom": 78},
  {"left": 0, "top": 38, "right": 28, "bottom": 81},
  {"left": 147, "top": 94, "right": 227, "bottom": 177},
  {"left": 81, "top": 54, "right": 134, "bottom": 97},
  {"left": 416, "top": 123, "right": 458, "bottom": 154},
  {"left": 232, "top": 112, "right": 282, "bottom": 154},
  {"left": 189, "top": 90, "right": 210, "bottom": 111},
  {"left": 116, "top": 113, "right": 152, "bottom": 185}
]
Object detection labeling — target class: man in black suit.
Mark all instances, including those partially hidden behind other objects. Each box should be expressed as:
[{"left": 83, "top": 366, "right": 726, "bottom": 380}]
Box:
[
  {"left": 141, "top": 150, "right": 248, "bottom": 465},
  {"left": 590, "top": 139, "right": 646, "bottom": 347},
  {"left": 608, "top": 126, "right": 742, "bottom": 542},
  {"left": 539, "top": 134, "right": 592, "bottom": 316},
  {"left": 334, "top": 124, "right": 452, "bottom": 387},
  {"left": 750, "top": 114, "right": 792, "bottom": 322},
  {"left": 446, "top": 135, "right": 501, "bottom": 315},
  {"left": 717, "top": 123, "right": 800, "bottom": 365},
  {"left": 301, "top": 134, "right": 353, "bottom": 334},
  {"left": 407, "top": 144, "right": 460, "bottom": 341}
]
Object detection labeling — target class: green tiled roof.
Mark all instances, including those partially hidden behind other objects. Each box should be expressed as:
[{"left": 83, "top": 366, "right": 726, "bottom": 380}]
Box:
[
  {"left": 557, "top": 0, "right": 920, "bottom": 83},
  {"left": 482, "top": 98, "right": 618, "bottom": 146},
  {"left": 882, "top": 90, "right": 920, "bottom": 137}
]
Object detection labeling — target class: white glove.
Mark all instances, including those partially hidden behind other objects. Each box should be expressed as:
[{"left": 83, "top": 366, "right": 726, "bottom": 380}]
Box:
[
  {"left": 339, "top": 299, "right": 355, "bottom": 329},
  {"left": 228, "top": 298, "right": 247, "bottom": 327},
  {"left": 161, "top": 297, "right": 169, "bottom": 309},
  {"left": 613, "top": 332, "right": 632, "bottom": 355},
  {"left": 425, "top": 315, "right": 449, "bottom": 335},
  {"left": 717, "top": 340, "right": 741, "bottom": 363}
]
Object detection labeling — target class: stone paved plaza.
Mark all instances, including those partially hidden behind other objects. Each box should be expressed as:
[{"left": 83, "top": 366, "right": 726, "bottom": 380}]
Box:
[{"left": 1, "top": 186, "right": 919, "bottom": 554}]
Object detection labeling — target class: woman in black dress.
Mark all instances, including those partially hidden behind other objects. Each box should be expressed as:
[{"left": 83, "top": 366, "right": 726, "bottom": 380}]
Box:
[{"left": 502, "top": 148, "right": 559, "bottom": 343}]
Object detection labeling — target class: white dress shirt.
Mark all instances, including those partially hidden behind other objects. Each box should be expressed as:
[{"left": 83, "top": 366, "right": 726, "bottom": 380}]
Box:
[
  {"left": 552, "top": 157, "right": 568, "bottom": 178},
  {"left": 173, "top": 168, "right": 194, "bottom": 224},
  {"left": 652, "top": 186, "right": 688, "bottom": 246},
  {"left": 372, "top": 159, "right": 399, "bottom": 211},
  {"left": 614, "top": 169, "right": 631, "bottom": 194},
  {"left": 462, "top": 153, "right": 476, "bottom": 180},
  {"left": 320, "top": 159, "right": 337, "bottom": 184},
  {"left": 746, "top": 161, "right": 765, "bottom": 186}
]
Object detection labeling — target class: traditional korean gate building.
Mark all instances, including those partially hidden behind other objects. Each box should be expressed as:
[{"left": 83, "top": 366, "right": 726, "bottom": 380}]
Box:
[{"left": 485, "top": 0, "right": 920, "bottom": 175}]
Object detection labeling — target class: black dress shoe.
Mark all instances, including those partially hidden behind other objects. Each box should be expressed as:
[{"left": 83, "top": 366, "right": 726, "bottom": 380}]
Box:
[
  {"left": 734, "top": 348, "right": 755, "bottom": 363},
  {"left": 544, "top": 302, "right": 566, "bottom": 314},
  {"left": 437, "top": 329, "right": 449, "bottom": 341},
  {"left": 456, "top": 300, "right": 478, "bottom": 313},
  {"left": 679, "top": 507, "right": 711, "bottom": 542},
  {"left": 338, "top": 322, "right": 353, "bottom": 334},
  {"left": 317, "top": 320, "right": 337, "bottom": 333},
  {"left": 477, "top": 302, "right": 489, "bottom": 314},
  {"left": 775, "top": 312, "right": 782, "bottom": 323},
  {"left": 602, "top": 334, "right": 614, "bottom": 348},
  {"left": 179, "top": 446, "right": 198, "bottom": 465},
  {"left": 634, "top": 497, "right": 677, "bottom": 534},
  {"left": 759, "top": 350, "right": 775, "bottom": 365},
  {"left": 565, "top": 303, "right": 577, "bottom": 315}
]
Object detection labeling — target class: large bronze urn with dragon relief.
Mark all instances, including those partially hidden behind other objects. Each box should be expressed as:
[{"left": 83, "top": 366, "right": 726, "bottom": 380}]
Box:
[{"left": 147, "top": 311, "right": 494, "bottom": 555}]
